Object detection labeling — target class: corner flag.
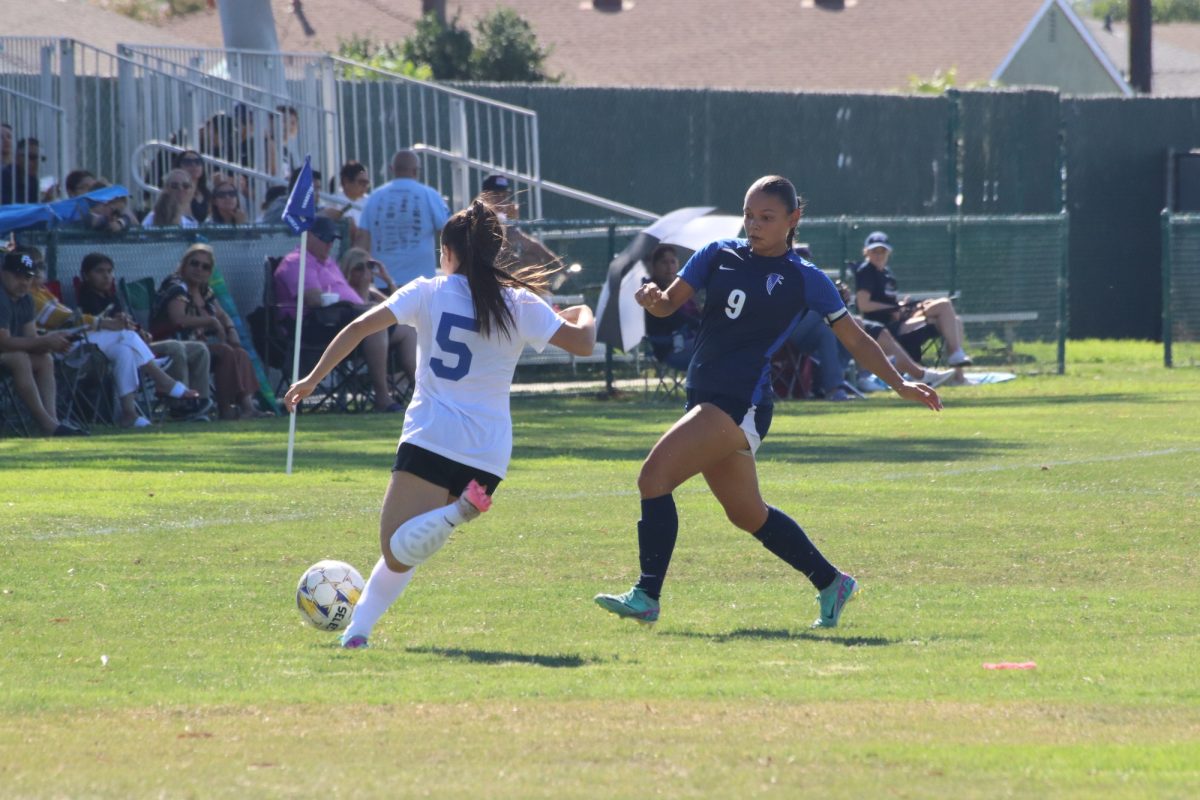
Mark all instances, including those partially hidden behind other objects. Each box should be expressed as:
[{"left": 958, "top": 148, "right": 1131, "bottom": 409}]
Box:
[
  {"left": 283, "top": 155, "right": 315, "bottom": 234},
  {"left": 284, "top": 154, "right": 316, "bottom": 474}
]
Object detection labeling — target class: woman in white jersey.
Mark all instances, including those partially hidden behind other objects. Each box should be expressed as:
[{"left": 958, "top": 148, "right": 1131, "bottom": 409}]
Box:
[{"left": 284, "top": 200, "right": 596, "bottom": 649}]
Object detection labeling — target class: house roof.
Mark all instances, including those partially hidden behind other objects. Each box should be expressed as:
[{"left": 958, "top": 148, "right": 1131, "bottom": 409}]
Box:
[
  {"left": 0, "top": 0, "right": 192, "bottom": 52},
  {"left": 1082, "top": 17, "right": 1200, "bottom": 96},
  {"left": 156, "top": 0, "right": 1051, "bottom": 92}
]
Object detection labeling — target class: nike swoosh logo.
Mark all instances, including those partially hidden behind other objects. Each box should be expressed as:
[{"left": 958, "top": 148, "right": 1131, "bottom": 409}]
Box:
[{"left": 718, "top": 266, "right": 735, "bottom": 271}]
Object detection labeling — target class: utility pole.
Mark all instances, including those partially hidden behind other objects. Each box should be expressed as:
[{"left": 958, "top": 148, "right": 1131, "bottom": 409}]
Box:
[
  {"left": 422, "top": 0, "right": 447, "bottom": 24},
  {"left": 1129, "top": 0, "right": 1153, "bottom": 93}
]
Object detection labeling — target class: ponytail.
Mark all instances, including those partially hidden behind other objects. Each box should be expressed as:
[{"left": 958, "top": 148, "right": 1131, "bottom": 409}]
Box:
[{"left": 440, "top": 199, "right": 557, "bottom": 339}]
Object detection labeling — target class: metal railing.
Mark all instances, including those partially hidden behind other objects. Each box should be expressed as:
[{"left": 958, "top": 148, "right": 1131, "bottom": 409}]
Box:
[
  {"left": 411, "top": 144, "right": 657, "bottom": 221},
  {"left": 0, "top": 84, "right": 66, "bottom": 205},
  {"left": 107, "top": 44, "right": 544, "bottom": 216},
  {"left": 0, "top": 37, "right": 291, "bottom": 216},
  {"left": 119, "top": 44, "right": 339, "bottom": 183}
]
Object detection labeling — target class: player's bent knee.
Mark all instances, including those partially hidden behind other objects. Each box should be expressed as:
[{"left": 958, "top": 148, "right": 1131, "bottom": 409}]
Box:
[
  {"left": 379, "top": 545, "right": 413, "bottom": 573},
  {"left": 637, "top": 468, "right": 672, "bottom": 499}
]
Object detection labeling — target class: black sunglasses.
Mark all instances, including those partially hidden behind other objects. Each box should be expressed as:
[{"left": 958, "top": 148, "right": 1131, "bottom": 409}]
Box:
[
  {"left": 187, "top": 258, "right": 213, "bottom": 271},
  {"left": 213, "top": 189, "right": 238, "bottom": 199}
]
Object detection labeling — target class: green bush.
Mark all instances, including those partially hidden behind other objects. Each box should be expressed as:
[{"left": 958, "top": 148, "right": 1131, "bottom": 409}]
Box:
[
  {"left": 1086, "top": 0, "right": 1200, "bottom": 23},
  {"left": 342, "top": 7, "right": 558, "bottom": 84}
]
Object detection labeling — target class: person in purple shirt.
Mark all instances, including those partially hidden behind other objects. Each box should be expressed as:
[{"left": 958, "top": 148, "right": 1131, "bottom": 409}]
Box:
[
  {"left": 274, "top": 216, "right": 401, "bottom": 412},
  {"left": 596, "top": 175, "right": 943, "bottom": 631}
]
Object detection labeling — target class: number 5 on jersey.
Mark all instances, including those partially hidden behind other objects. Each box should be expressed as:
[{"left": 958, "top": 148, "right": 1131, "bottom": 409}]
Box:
[
  {"left": 431, "top": 312, "right": 480, "bottom": 380},
  {"left": 725, "top": 289, "right": 746, "bottom": 319}
]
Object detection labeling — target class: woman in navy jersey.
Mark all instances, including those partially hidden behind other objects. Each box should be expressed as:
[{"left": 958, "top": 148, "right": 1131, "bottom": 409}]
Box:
[
  {"left": 285, "top": 201, "right": 595, "bottom": 649},
  {"left": 595, "top": 176, "right": 941, "bottom": 629}
]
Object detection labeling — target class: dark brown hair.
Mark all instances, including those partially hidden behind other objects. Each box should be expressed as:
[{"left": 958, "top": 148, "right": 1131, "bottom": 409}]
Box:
[
  {"left": 747, "top": 175, "right": 806, "bottom": 249},
  {"left": 440, "top": 199, "right": 553, "bottom": 339}
]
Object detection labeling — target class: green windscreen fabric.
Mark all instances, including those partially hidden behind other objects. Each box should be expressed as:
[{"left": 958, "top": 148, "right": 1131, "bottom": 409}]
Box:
[{"left": 1164, "top": 213, "right": 1200, "bottom": 367}]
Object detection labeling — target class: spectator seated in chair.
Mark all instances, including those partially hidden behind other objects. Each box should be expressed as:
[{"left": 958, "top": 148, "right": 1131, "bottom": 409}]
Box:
[
  {"left": 26, "top": 249, "right": 200, "bottom": 429},
  {"left": 142, "top": 169, "right": 199, "bottom": 228},
  {"left": 76, "top": 252, "right": 212, "bottom": 420},
  {"left": 151, "top": 244, "right": 268, "bottom": 421},
  {"left": 830, "top": 278, "right": 956, "bottom": 390},
  {"left": 854, "top": 230, "right": 972, "bottom": 371},
  {"left": 274, "top": 217, "right": 402, "bottom": 413},
  {"left": 643, "top": 244, "right": 700, "bottom": 372},
  {"left": 340, "top": 247, "right": 417, "bottom": 387},
  {"left": 0, "top": 249, "right": 83, "bottom": 435}
]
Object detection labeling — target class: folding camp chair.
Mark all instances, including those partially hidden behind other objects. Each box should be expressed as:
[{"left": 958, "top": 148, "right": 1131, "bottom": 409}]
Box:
[
  {"left": 250, "top": 256, "right": 373, "bottom": 414},
  {"left": 642, "top": 336, "right": 685, "bottom": 401},
  {"left": 0, "top": 365, "right": 33, "bottom": 437}
]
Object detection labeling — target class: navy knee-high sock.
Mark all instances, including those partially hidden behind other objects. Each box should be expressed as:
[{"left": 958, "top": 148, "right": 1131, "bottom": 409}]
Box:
[
  {"left": 634, "top": 494, "right": 678, "bottom": 600},
  {"left": 753, "top": 507, "right": 839, "bottom": 590}
]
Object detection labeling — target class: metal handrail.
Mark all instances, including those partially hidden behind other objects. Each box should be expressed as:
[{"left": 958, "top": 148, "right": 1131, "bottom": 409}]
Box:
[
  {"left": 129, "top": 140, "right": 285, "bottom": 196},
  {"left": 327, "top": 57, "right": 539, "bottom": 117},
  {"left": 411, "top": 144, "right": 658, "bottom": 221}
]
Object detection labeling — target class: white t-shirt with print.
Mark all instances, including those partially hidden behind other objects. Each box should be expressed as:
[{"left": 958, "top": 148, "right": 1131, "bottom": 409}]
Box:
[{"left": 383, "top": 274, "right": 563, "bottom": 478}]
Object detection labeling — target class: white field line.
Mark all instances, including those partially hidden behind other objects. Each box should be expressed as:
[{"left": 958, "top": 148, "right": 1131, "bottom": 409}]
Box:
[{"left": 880, "top": 446, "right": 1200, "bottom": 481}]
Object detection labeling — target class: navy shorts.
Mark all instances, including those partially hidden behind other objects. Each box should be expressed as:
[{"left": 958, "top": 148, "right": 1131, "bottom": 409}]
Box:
[
  {"left": 894, "top": 324, "right": 939, "bottom": 362},
  {"left": 685, "top": 388, "right": 774, "bottom": 455},
  {"left": 860, "top": 319, "right": 886, "bottom": 340},
  {"left": 392, "top": 443, "right": 502, "bottom": 497}
]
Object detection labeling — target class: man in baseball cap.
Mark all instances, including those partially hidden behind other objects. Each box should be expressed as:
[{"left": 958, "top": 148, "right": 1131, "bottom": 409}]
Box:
[{"left": 0, "top": 248, "right": 85, "bottom": 435}]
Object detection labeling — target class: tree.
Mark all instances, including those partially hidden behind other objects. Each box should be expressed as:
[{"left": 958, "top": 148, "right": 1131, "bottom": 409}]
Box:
[
  {"left": 1082, "top": 0, "right": 1200, "bottom": 23},
  {"left": 337, "top": 35, "right": 433, "bottom": 80},
  {"left": 98, "top": 0, "right": 206, "bottom": 21},
  {"left": 469, "top": 7, "right": 558, "bottom": 83},
  {"left": 402, "top": 12, "right": 474, "bottom": 81}
]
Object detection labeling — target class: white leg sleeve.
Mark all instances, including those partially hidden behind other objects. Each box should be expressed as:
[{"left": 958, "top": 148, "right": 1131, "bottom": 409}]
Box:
[
  {"left": 388, "top": 495, "right": 479, "bottom": 567},
  {"left": 343, "top": 557, "right": 414, "bottom": 641}
]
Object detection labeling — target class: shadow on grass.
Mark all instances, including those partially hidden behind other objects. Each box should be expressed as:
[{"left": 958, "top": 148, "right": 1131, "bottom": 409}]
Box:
[
  {"left": 404, "top": 645, "right": 597, "bottom": 668},
  {"left": 665, "top": 627, "right": 899, "bottom": 647}
]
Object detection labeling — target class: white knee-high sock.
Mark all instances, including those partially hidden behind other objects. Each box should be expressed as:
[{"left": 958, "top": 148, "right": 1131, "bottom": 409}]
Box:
[
  {"left": 389, "top": 494, "right": 483, "bottom": 567},
  {"left": 344, "top": 557, "right": 415, "bottom": 640}
]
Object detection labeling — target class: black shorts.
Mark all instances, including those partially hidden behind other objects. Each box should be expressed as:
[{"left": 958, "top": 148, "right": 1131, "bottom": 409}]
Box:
[
  {"left": 685, "top": 388, "right": 774, "bottom": 454},
  {"left": 302, "top": 302, "right": 362, "bottom": 348},
  {"left": 392, "top": 442, "right": 502, "bottom": 497},
  {"left": 860, "top": 319, "right": 886, "bottom": 340},
  {"left": 893, "top": 324, "right": 940, "bottom": 363}
]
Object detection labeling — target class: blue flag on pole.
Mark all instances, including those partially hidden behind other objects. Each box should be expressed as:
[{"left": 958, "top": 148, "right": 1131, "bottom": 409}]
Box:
[{"left": 282, "top": 155, "right": 316, "bottom": 234}]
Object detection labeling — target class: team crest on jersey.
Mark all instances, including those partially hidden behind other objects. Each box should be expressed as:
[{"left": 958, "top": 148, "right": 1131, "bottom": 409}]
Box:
[{"left": 765, "top": 273, "right": 784, "bottom": 295}]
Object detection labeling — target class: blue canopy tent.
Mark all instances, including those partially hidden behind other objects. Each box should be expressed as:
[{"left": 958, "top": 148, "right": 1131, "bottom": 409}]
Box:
[{"left": 0, "top": 185, "right": 131, "bottom": 237}]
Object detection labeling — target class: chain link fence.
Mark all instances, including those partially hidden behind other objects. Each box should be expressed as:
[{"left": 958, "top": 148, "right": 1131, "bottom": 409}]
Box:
[
  {"left": 17, "top": 212, "right": 1068, "bottom": 395},
  {"left": 1161, "top": 212, "right": 1200, "bottom": 367}
]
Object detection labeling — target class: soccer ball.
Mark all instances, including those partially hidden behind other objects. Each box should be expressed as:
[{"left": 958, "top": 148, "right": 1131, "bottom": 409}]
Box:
[{"left": 296, "top": 560, "right": 365, "bottom": 631}]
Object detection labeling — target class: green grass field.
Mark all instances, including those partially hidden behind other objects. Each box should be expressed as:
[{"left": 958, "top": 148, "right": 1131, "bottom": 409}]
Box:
[{"left": 1, "top": 341, "right": 1197, "bottom": 798}]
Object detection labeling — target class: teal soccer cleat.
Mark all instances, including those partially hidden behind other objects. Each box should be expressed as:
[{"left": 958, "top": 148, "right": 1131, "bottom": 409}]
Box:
[
  {"left": 812, "top": 573, "right": 857, "bottom": 629},
  {"left": 594, "top": 587, "right": 660, "bottom": 625}
]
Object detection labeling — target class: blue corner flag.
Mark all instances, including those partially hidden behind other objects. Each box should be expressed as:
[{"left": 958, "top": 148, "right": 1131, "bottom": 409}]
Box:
[{"left": 283, "top": 155, "right": 315, "bottom": 234}]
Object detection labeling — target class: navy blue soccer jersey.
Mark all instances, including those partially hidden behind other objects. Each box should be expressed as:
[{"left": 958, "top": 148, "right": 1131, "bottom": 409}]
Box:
[{"left": 677, "top": 238, "right": 847, "bottom": 406}]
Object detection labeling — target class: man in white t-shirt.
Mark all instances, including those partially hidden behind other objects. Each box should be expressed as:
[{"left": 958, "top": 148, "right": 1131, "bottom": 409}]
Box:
[{"left": 360, "top": 150, "right": 450, "bottom": 288}]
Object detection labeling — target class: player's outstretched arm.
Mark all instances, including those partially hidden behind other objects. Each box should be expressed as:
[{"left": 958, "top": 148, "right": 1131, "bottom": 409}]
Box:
[
  {"left": 831, "top": 315, "right": 942, "bottom": 412},
  {"left": 550, "top": 304, "right": 596, "bottom": 356},
  {"left": 635, "top": 277, "right": 695, "bottom": 318},
  {"left": 283, "top": 304, "right": 396, "bottom": 412}
]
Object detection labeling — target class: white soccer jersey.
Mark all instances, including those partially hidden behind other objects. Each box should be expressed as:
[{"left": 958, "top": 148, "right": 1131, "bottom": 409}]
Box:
[{"left": 383, "top": 274, "right": 564, "bottom": 478}]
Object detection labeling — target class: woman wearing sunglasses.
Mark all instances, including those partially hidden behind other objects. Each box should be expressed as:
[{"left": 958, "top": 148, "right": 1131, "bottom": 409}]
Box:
[
  {"left": 173, "top": 150, "right": 211, "bottom": 223},
  {"left": 151, "top": 244, "right": 268, "bottom": 420},
  {"left": 206, "top": 174, "right": 248, "bottom": 226},
  {"left": 142, "top": 169, "right": 198, "bottom": 229}
]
